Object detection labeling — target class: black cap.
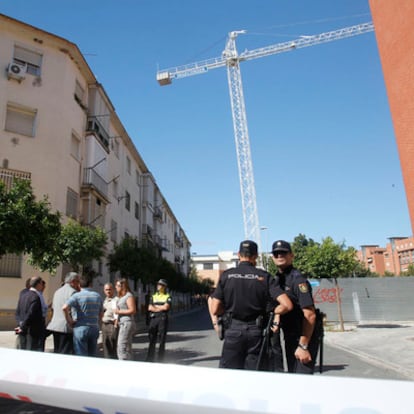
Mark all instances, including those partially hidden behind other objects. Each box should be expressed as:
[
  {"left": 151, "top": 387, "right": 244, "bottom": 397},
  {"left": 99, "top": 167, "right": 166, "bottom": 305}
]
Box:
[
  {"left": 157, "top": 279, "right": 168, "bottom": 286},
  {"left": 239, "top": 240, "right": 258, "bottom": 256},
  {"left": 271, "top": 240, "right": 292, "bottom": 253}
]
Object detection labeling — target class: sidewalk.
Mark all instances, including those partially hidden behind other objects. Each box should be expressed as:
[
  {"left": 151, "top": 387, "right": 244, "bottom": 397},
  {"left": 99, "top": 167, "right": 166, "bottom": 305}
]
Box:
[{"left": 323, "top": 321, "right": 414, "bottom": 380}]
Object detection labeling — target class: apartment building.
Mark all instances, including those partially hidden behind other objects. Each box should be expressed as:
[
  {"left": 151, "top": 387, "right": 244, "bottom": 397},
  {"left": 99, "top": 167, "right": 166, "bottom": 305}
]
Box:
[
  {"left": 191, "top": 251, "right": 239, "bottom": 287},
  {"left": 0, "top": 14, "right": 190, "bottom": 325},
  {"left": 357, "top": 236, "right": 414, "bottom": 275}
]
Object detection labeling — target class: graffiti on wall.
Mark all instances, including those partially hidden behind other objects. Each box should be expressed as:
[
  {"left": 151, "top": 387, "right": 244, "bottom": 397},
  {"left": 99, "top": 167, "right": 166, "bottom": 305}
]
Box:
[{"left": 313, "top": 287, "right": 343, "bottom": 304}]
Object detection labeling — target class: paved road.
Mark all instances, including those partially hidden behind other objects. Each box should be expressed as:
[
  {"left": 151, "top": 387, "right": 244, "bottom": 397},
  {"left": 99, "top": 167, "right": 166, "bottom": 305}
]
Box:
[
  {"left": 1, "top": 306, "right": 412, "bottom": 412},
  {"left": 132, "top": 307, "right": 411, "bottom": 381}
]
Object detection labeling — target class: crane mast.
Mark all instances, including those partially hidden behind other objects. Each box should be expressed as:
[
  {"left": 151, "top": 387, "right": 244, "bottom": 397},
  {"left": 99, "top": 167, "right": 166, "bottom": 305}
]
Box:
[{"left": 157, "top": 21, "right": 375, "bottom": 251}]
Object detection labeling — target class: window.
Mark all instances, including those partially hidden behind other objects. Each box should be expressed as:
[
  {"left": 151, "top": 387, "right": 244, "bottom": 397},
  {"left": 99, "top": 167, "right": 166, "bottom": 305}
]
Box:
[
  {"left": 0, "top": 253, "right": 22, "bottom": 277},
  {"left": 13, "top": 45, "right": 42, "bottom": 76},
  {"left": 135, "top": 170, "right": 140, "bottom": 186},
  {"left": 125, "top": 191, "right": 130, "bottom": 211},
  {"left": 112, "top": 180, "right": 118, "bottom": 199},
  {"left": 66, "top": 188, "right": 79, "bottom": 218},
  {"left": 110, "top": 220, "right": 117, "bottom": 243},
  {"left": 74, "top": 80, "right": 85, "bottom": 107},
  {"left": 112, "top": 139, "right": 120, "bottom": 158},
  {"left": 71, "top": 133, "right": 80, "bottom": 160},
  {"left": 134, "top": 201, "right": 139, "bottom": 220},
  {"left": 126, "top": 156, "right": 131, "bottom": 175},
  {"left": 203, "top": 263, "right": 214, "bottom": 270},
  {"left": 5, "top": 103, "right": 37, "bottom": 137}
]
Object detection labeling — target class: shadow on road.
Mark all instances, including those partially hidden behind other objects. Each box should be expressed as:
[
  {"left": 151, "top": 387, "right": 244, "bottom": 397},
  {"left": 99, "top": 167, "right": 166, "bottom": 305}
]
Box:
[
  {"left": 318, "top": 363, "right": 348, "bottom": 373},
  {"left": 357, "top": 323, "right": 409, "bottom": 329}
]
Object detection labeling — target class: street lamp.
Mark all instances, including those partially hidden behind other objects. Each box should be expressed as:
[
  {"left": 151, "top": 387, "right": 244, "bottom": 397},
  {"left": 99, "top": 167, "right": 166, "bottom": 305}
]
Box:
[{"left": 260, "top": 226, "right": 269, "bottom": 270}]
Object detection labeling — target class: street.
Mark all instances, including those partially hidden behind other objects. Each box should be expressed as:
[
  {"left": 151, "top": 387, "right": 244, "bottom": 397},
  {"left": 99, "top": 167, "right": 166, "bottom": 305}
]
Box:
[
  {"left": 133, "top": 306, "right": 409, "bottom": 381},
  {"left": 1, "top": 306, "right": 410, "bottom": 413}
]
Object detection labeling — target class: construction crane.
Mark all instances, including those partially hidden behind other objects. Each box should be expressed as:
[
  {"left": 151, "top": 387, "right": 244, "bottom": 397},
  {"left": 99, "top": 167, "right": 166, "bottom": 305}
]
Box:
[{"left": 157, "top": 21, "right": 374, "bottom": 251}]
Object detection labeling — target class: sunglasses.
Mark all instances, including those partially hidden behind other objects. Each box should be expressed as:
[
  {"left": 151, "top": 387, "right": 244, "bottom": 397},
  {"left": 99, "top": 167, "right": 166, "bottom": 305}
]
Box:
[{"left": 273, "top": 251, "right": 289, "bottom": 257}]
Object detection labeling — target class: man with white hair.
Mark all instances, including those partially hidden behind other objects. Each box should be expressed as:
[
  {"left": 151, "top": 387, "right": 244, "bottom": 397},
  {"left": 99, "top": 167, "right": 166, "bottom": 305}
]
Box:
[{"left": 46, "top": 272, "right": 80, "bottom": 354}]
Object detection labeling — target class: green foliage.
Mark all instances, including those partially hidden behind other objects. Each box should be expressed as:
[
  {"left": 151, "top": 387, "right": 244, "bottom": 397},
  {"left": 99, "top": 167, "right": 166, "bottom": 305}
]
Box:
[
  {"left": 60, "top": 220, "right": 107, "bottom": 270},
  {"left": 108, "top": 237, "right": 211, "bottom": 293},
  {"left": 30, "top": 220, "right": 107, "bottom": 274},
  {"left": 0, "top": 179, "right": 61, "bottom": 259},
  {"left": 108, "top": 237, "right": 152, "bottom": 286},
  {"left": 298, "top": 237, "right": 359, "bottom": 279},
  {"left": 267, "top": 234, "right": 364, "bottom": 279},
  {"left": 401, "top": 264, "right": 414, "bottom": 276}
]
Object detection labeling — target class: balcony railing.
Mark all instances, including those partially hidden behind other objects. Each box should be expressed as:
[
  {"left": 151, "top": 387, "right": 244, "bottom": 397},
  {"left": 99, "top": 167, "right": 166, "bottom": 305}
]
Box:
[
  {"left": 86, "top": 116, "right": 110, "bottom": 150},
  {"left": 0, "top": 168, "right": 31, "bottom": 189},
  {"left": 83, "top": 167, "right": 108, "bottom": 199}
]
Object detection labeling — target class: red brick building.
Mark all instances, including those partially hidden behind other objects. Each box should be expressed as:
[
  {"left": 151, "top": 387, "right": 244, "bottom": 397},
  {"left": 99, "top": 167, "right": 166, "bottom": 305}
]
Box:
[
  {"left": 369, "top": 1, "right": 414, "bottom": 235},
  {"left": 358, "top": 236, "right": 414, "bottom": 275}
]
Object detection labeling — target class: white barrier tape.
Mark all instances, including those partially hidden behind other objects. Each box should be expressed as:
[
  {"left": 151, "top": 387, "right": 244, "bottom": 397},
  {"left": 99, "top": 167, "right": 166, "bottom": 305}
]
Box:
[{"left": 0, "top": 348, "right": 413, "bottom": 413}]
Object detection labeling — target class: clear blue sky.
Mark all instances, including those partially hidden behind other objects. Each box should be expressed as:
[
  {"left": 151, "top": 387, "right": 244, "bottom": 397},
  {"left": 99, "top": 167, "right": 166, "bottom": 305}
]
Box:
[{"left": 2, "top": 0, "right": 411, "bottom": 255}]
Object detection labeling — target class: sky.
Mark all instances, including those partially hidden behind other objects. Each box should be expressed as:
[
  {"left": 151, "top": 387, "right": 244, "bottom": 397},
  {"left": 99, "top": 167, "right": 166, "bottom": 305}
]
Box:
[{"left": 2, "top": 0, "right": 411, "bottom": 255}]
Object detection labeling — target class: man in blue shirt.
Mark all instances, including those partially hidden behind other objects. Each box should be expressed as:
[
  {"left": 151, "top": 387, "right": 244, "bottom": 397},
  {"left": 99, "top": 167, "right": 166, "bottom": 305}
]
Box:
[{"left": 63, "top": 274, "right": 103, "bottom": 357}]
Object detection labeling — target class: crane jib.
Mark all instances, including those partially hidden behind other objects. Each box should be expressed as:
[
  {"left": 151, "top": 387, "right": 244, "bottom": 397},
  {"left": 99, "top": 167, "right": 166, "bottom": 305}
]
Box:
[{"left": 156, "top": 21, "right": 374, "bottom": 252}]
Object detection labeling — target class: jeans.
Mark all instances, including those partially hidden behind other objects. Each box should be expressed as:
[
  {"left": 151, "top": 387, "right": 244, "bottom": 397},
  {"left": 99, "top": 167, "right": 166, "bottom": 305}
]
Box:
[{"left": 73, "top": 325, "right": 99, "bottom": 357}]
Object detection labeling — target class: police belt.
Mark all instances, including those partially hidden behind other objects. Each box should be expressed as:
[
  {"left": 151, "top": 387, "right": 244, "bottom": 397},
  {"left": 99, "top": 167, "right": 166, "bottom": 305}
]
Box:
[
  {"left": 150, "top": 312, "right": 168, "bottom": 318},
  {"left": 231, "top": 315, "right": 263, "bottom": 326}
]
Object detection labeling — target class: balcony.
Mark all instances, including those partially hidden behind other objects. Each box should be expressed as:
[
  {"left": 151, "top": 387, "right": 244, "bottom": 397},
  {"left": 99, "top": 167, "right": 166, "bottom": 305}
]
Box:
[
  {"left": 86, "top": 116, "right": 110, "bottom": 150},
  {"left": 153, "top": 206, "right": 163, "bottom": 221},
  {"left": 174, "top": 233, "right": 184, "bottom": 247},
  {"left": 82, "top": 167, "right": 108, "bottom": 200},
  {"left": 142, "top": 224, "right": 153, "bottom": 240},
  {"left": 0, "top": 168, "right": 31, "bottom": 189}
]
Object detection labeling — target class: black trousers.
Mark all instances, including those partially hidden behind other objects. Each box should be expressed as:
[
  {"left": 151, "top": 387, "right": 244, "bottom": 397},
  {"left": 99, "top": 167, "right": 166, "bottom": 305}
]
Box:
[
  {"left": 219, "top": 320, "right": 262, "bottom": 370},
  {"left": 146, "top": 314, "right": 168, "bottom": 362},
  {"left": 52, "top": 331, "right": 74, "bottom": 354},
  {"left": 270, "top": 330, "right": 319, "bottom": 374},
  {"left": 17, "top": 333, "right": 43, "bottom": 351}
]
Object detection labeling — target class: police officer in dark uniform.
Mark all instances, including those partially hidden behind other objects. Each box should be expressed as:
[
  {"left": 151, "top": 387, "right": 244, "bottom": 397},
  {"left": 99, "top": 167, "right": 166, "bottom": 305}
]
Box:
[
  {"left": 271, "top": 240, "right": 317, "bottom": 374},
  {"left": 210, "top": 240, "right": 293, "bottom": 370},
  {"left": 146, "top": 279, "right": 172, "bottom": 362}
]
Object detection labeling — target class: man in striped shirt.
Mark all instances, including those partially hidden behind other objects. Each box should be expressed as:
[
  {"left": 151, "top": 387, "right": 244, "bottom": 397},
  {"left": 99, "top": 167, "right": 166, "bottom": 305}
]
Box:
[{"left": 63, "top": 274, "right": 103, "bottom": 357}]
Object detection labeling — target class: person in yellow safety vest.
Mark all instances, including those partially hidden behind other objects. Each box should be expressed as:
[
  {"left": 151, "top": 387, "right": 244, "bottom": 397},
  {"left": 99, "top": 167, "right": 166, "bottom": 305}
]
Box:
[{"left": 146, "top": 279, "right": 172, "bottom": 362}]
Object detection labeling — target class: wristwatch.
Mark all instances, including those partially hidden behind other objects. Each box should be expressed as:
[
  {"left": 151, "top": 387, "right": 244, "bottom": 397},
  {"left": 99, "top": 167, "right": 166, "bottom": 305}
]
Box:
[{"left": 298, "top": 343, "right": 308, "bottom": 351}]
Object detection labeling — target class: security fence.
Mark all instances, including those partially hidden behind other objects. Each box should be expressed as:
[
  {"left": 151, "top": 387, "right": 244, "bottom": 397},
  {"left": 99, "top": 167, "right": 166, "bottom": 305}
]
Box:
[{"left": 312, "top": 277, "right": 414, "bottom": 322}]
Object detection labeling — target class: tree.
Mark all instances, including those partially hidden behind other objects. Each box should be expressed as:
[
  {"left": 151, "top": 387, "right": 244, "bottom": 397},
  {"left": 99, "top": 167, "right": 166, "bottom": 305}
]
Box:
[
  {"left": 0, "top": 179, "right": 61, "bottom": 259},
  {"left": 268, "top": 234, "right": 364, "bottom": 331},
  {"left": 30, "top": 220, "right": 107, "bottom": 274},
  {"left": 108, "top": 237, "right": 160, "bottom": 289},
  {"left": 59, "top": 220, "right": 107, "bottom": 271},
  {"left": 402, "top": 264, "right": 414, "bottom": 276},
  {"left": 301, "top": 237, "right": 359, "bottom": 331}
]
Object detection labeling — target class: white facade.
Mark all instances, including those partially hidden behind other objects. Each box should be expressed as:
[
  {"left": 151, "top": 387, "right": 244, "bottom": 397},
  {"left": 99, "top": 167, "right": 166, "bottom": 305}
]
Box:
[
  {"left": 0, "top": 13, "right": 191, "bottom": 327},
  {"left": 192, "top": 251, "right": 239, "bottom": 287}
]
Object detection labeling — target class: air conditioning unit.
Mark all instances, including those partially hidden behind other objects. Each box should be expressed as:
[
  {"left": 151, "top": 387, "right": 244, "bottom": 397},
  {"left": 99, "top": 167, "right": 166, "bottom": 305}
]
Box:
[{"left": 7, "top": 62, "right": 27, "bottom": 81}]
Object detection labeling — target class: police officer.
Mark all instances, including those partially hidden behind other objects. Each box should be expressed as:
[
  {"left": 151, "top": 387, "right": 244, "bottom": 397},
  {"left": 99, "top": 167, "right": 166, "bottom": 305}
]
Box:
[
  {"left": 210, "top": 240, "right": 293, "bottom": 370},
  {"left": 146, "top": 279, "right": 172, "bottom": 362},
  {"left": 271, "top": 240, "right": 317, "bottom": 374}
]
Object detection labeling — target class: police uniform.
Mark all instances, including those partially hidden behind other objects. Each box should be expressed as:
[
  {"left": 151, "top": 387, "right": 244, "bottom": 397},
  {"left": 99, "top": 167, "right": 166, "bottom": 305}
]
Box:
[
  {"left": 212, "top": 241, "right": 284, "bottom": 370},
  {"left": 274, "top": 264, "right": 318, "bottom": 374},
  {"left": 146, "top": 280, "right": 172, "bottom": 362}
]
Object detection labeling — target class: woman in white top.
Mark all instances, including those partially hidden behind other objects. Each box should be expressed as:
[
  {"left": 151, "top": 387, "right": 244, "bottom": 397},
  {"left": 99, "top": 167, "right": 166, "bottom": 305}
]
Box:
[{"left": 114, "top": 278, "right": 136, "bottom": 360}]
